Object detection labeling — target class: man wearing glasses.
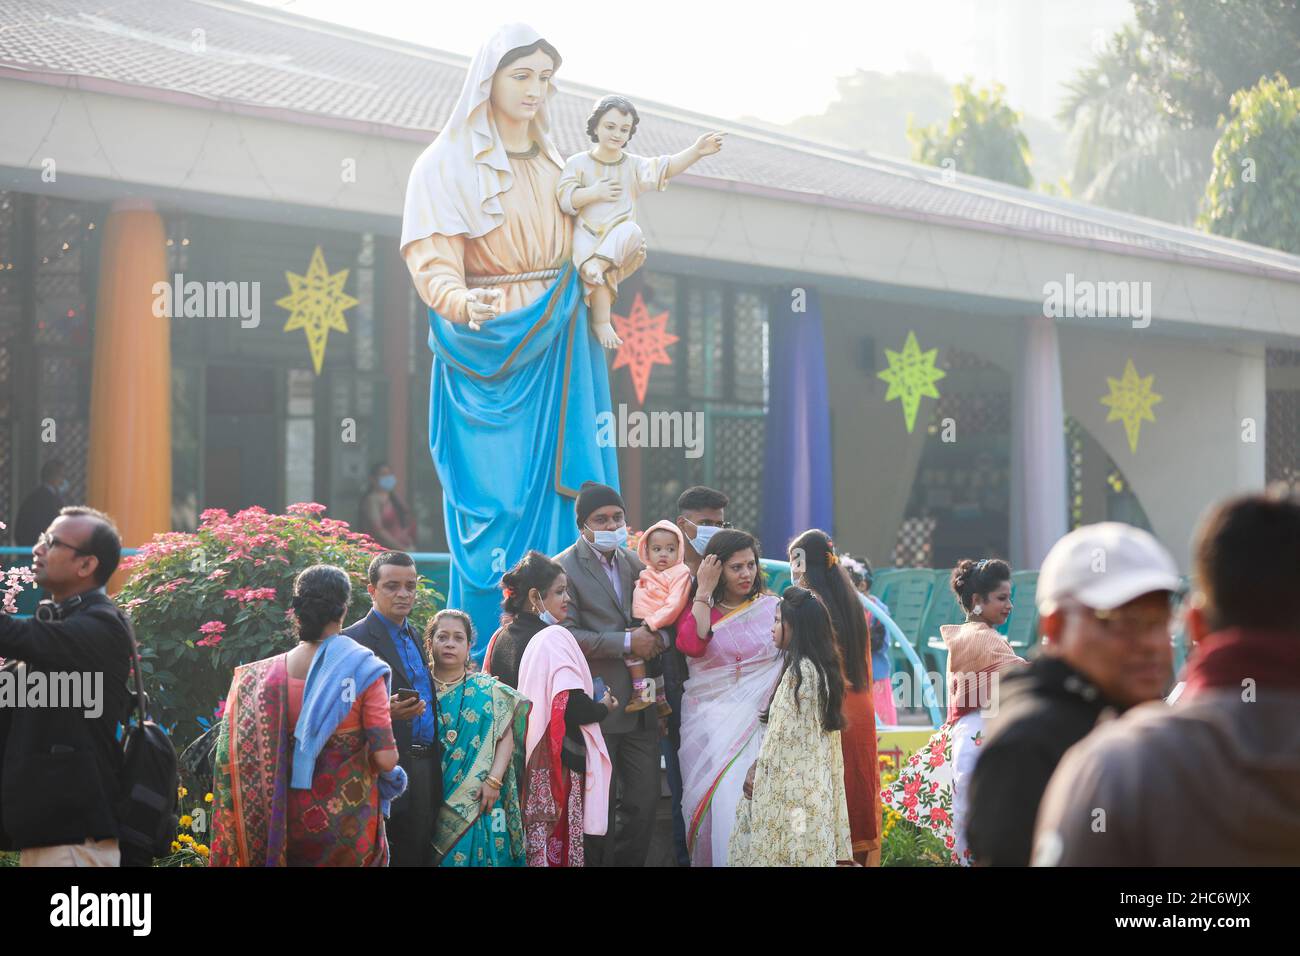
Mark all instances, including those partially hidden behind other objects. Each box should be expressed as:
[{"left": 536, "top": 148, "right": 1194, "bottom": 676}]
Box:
[
  {"left": 965, "top": 522, "right": 1180, "bottom": 867},
  {"left": 0, "top": 507, "right": 133, "bottom": 866},
  {"left": 1034, "top": 492, "right": 1300, "bottom": 866}
]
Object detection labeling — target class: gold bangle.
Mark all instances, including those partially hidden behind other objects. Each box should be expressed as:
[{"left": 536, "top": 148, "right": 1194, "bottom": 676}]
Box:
[{"left": 484, "top": 774, "right": 504, "bottom": 790}]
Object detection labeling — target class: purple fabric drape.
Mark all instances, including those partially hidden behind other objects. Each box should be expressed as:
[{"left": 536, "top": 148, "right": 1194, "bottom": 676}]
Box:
[{"left": 760, "top": 287, "right": 834, "bottom": 557}]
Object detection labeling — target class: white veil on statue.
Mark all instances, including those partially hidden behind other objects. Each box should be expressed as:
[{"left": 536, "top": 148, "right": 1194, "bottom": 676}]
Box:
[{"left": 400, "top": 23, "right": 566, "bottom": 252}]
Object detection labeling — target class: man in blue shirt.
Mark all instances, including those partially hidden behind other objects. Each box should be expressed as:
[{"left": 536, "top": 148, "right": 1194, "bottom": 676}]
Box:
[{"left": 344, "top": 551, "right": 437, "bottom": 866}]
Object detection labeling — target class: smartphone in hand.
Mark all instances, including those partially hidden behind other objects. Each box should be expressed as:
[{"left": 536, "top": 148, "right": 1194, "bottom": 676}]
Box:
[
  {"left": 395, "top": 687, "right": 420, "bottom": 702},
  {"left": 591, "top": 677, "right": 607, "bottom": 703}
]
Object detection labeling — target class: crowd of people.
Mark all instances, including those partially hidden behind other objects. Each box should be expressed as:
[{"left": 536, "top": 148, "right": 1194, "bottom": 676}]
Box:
[{"left": 2, "top": 480, "right": 1298, "bottom": 867}]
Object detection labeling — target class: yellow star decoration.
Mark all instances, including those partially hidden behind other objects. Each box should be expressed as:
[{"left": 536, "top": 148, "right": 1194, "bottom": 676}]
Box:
[
  {"left": 278, "top": 246, "right": 358, "bottom": 374},
  {"left": 877, "top": 330, "right": 946, "bottom": 433},
  {"left": 1100, "top": 358, "right": 1162, "bottom": 453}
]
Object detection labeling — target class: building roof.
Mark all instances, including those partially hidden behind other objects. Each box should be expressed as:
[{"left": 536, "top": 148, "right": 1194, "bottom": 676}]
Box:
[{"left": 4, "top": 0, "right": 1300, "bottom": 283}]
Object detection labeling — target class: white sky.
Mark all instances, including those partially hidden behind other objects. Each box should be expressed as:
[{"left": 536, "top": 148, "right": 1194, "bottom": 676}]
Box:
[{"left": 252, "top": 0, "right": 1134, "bottom": 125}]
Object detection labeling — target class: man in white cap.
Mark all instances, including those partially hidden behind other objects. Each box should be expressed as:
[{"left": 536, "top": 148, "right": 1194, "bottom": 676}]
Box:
[
  {"left": 965, "top": 522, "right": 1180, "bottom": 866},
  {"left": 1034, "top": 492, "right": 1300, "bottom": 866}
]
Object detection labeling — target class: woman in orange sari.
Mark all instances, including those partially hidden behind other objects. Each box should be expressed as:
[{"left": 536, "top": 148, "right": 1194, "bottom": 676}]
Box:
[{"left": 789, "top": 530, "right": 881, "bottom": 865}]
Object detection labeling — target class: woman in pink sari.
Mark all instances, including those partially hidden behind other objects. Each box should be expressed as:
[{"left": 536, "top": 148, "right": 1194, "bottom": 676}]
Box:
[
  {"left": 516, "top": 570, "right": 614, "bottom": 867},
  {"left": 675, "top": 529, "right": 782, "bottom": 866}
]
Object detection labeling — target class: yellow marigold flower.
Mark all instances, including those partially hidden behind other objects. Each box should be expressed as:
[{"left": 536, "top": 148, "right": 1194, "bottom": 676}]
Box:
[
  {"left": 195, "top": 845, "right": 210, "bottom": 858},
  {"left": 177, "top": 786, "right": 188, "bottom": 798},
  {"left": 204, "top": 793, "right": 214, "bottom": 803},
  {"left": 178, "top": 833, "right": 194, "bottom": 845},
  {"left": 170, "top": 841, "right": 182, "bottom": 853},
  {"left": 179, "top": 815, "right": 193, "bottom": 828}
]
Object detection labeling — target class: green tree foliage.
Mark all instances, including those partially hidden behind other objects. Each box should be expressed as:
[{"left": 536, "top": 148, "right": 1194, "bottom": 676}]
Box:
[
  {"left": 1200, "top": 74, "right": 1300, "bottom": 253},
  {"left": 1060, "top": 0, "right": 1300, "bottom": 224},
  {"left": 907, "top": 79, "right": 1033, "bottom": 188}
]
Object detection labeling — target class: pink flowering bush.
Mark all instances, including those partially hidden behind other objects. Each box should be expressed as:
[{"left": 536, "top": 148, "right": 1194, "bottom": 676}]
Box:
[
  {"left": 0, "top": 520, "right": 37, "bottom": 618},
  {"left": 117, "top": 504, "right": 443, "bottom": 746}
]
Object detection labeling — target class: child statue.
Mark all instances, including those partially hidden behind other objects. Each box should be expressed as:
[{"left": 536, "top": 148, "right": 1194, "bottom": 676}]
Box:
[{"left": 558, "top": 95, "right": 724, "bottom": 348}]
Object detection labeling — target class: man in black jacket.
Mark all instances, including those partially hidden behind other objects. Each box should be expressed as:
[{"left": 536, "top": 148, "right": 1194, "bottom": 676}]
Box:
[
  {"left": 343, "top": 551, "right": 438, "bottom": 866},
  {"left": 965, "top": 522, "right": 1179, "bottom": 866},
  {"left": 0, "top": 506, "right": 132, "bottom": 866}
]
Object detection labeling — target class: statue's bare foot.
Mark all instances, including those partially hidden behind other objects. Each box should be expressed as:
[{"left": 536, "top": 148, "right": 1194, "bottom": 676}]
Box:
[{"left": 594, "top": 322, "right": 623, "bottom": 349}]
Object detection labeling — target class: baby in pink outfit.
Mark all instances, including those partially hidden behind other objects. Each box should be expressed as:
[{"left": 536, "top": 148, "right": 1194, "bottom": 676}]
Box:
[{"left": 630, "top": 519, "right": 693, "bottom": 713}]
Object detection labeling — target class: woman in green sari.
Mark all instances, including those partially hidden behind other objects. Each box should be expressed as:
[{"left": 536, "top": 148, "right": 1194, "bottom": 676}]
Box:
[{"left": 426, "top": 609, "right": 530, "bottom": 866}]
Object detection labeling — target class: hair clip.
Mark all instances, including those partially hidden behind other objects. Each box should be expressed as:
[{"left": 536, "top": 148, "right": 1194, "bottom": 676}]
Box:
[{"left": 502, "top": 587, "right": 513, "bottom": 599}]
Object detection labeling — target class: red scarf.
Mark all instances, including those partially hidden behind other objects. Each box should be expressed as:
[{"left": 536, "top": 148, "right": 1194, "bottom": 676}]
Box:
[{"left": 1182, "top": 627, "right": 1300, "bottom": 700}]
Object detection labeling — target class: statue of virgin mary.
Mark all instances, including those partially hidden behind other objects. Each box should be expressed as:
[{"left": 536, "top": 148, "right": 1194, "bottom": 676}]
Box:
[{"left": 400, "top": 23, "right": 623, "bottom": 655}]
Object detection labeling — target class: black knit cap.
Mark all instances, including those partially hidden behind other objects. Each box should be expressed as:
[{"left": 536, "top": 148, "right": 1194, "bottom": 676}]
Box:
[{"left": 575, "top": 481, "right": 625, "bottom": 527}]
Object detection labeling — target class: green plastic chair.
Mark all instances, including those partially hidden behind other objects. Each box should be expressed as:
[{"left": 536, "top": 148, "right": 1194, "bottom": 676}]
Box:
[
  {"left": 872, "top": 569, "right": 936, "bottom": 666},
  {"left": 1003, "top": 570, "right": 1040, "bottom": 656},
  {"left": 760, "top": 558, "right": 793, "bottom": 596},
  {"left": 919, "top": 571, "right": 964, "bottom": 678}
]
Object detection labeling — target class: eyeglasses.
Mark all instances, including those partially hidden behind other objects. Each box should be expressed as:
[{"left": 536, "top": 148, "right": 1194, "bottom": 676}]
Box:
[
  {"left": 37, "top": 532, "right": 93, "bottom": 557},
  {"left": 1064, "top": 602, "right": 1175, "bottom": 637}
]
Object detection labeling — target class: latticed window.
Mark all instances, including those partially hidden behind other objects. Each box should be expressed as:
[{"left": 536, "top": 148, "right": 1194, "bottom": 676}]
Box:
[
  {"left": 634, "top": 271, "right": 768, "bottom": 534},
  {"left": 1266, "top": 349, "right": 1300, "bottom": 494}
]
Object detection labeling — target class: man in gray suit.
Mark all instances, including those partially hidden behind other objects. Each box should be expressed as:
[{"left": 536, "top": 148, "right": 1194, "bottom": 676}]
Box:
[{"left": 554, "top": 481, "right": 664, "bottom": 867}]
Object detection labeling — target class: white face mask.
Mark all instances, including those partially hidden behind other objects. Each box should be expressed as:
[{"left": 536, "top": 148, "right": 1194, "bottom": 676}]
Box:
[
  {"left": 585, "top": 523, "right": 628, "bottom": 553},
  {"left": 688, "top": 522, "right": 721, "bottom": 555},
  {"left": 539, "top": 608, "right": 559, "bottom": 626}
]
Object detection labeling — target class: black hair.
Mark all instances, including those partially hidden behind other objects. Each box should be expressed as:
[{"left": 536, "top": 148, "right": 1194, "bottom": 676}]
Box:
[
  {"left": 57, "top": 506, "right": 121, "bottom": 586},
  {"left": 951, "top": 558, "right": 1012, "bottom": 612},
  {"left": 788, "top": 529, "right": 870, "bottom": 691},
  {"left": 1194, "top": 490, "right": 1300, "bottom": 632},
  {"left": 703, "top": 529, "right": 765, "bottom": 603},
  {"left": 41, "top": 458, "right": 65, "bottom": 483},
  {"left": 291, "top": 564, "right": 351, "bottom": 643},
  {"left": 761, "top": 586, "right": 846, "bottom": 732},
  {"left": 500, "top": 550, "right": 565, "bottom": 622},
  {"left": 677, "top": 485, "right": 729, "bottom": 514},
  {"left": 586, "top": 95, "right": 640, "bottom": 145},
  {"left": 368, "top": 550, "right": 416, "bottom": 585},
  {"left": 424, "top": 608, "right": 477, "bottom": 659},
  {"left": 497, "top": 38, "right": 562, "bottom": 74}
]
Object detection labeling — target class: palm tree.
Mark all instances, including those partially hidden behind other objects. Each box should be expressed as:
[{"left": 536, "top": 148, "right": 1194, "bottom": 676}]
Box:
[{"left": 1057, "top": 25, "right": 1215, "bottom": 225}]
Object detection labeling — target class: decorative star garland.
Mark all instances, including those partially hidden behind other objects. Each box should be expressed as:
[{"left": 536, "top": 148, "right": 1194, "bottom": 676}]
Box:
[
  {"left": 1101, "top": 358, "right": 1161, "bottom": 453},
  {"left": 878, "top": 330, "right": 946, "bottom": 433},
  {"left": 278, "top": 245, "right": 358, "bottom": 375},
  {"left": 612, "top": 291, "right": 678, "bottom": 405}
]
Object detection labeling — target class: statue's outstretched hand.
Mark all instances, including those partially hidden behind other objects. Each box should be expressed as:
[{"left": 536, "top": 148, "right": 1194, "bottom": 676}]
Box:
[
  {"left": 694, "top": 131, "right": 725, "bottom": 157},
  {"left": 464, "top": 288, "right": 504, "bottom": 331}
]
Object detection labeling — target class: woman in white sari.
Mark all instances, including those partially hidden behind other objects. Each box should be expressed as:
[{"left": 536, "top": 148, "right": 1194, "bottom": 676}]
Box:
[{"left": 674, "top": 529, "right": 782, "bottom": 866}]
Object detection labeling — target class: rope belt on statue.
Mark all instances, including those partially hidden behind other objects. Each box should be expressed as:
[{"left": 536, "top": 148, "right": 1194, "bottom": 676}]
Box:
[{"left": 464, "top": 268, "right": 562, "bottom": 286}]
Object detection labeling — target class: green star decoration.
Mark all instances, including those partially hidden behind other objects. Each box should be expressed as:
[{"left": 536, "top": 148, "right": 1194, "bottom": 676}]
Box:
[
  {"left": 278, "top": 245, "right": 358, "bottom": 375},
  {"left": 1100, "top": 358, "right": 1162, "bottom": 453},
  {"left": 877, "top": 331, "right": 946, "bottom": 433}
]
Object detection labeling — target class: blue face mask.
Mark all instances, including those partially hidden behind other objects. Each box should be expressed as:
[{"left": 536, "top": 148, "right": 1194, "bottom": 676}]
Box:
[
  {"left": 378, "top": 475, "right": 397, "bottom": 492},
  {"left": 585, "top": 523, "right": 628, "bottom": 553},
  {"left": 688, "top": 522, "right": 721, "bottom": 555},
  {"left": 539, "top": 608, "right": 560, "bottom": 626}
]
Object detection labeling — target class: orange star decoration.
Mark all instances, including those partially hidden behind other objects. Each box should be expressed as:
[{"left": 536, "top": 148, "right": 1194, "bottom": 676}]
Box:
[
  {"left": 278, "top": 245, "right": 358, "bottom": 375},
  {"left": 612, "top": 292, "right": 678, "bottom": 405}
]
